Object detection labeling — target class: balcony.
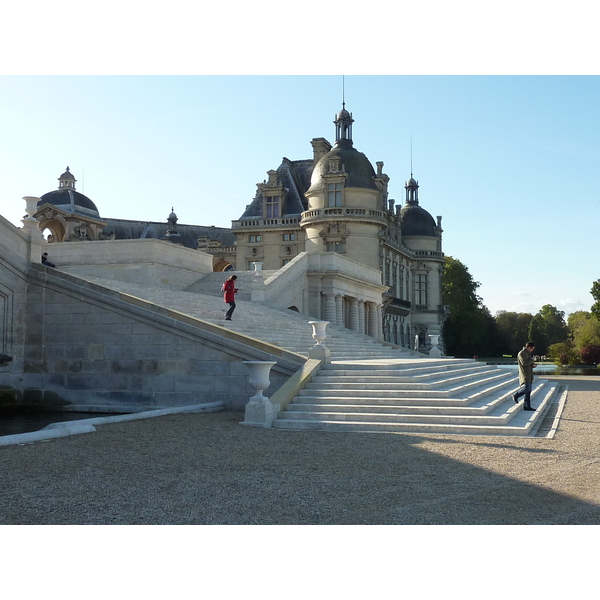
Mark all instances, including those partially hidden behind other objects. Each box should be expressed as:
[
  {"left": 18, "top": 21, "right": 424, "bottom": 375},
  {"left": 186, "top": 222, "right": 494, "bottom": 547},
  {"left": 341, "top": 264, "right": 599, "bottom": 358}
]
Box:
[
  {"left": 232, "top": 217, "right": 301, "bottom": 229},
  {"left": 300, "top": 207, "right": 388, "bottom": 226}
]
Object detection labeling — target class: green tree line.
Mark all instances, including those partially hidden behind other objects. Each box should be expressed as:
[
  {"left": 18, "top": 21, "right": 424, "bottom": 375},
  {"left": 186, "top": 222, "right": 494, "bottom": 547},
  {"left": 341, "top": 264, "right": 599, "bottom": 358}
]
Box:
[{"left": 441, "top": 256, "right": 600, "bottom": 364}]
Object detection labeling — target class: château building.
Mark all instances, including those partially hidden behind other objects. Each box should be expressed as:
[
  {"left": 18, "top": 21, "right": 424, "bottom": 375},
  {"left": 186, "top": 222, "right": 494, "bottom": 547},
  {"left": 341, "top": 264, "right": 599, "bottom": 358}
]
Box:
[
  {"left": 232, "top": 104, "right": 446, "bottom": 349},
  {"left": 29, "top": 104, "right": 446, "bottom": 351}
]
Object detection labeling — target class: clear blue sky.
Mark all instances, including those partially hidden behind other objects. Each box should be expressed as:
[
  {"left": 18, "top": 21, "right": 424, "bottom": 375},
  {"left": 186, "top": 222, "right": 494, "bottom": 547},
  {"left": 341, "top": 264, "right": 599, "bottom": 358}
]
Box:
[{"left": 1, "top": 5, "right": 598, "bottom": 320}]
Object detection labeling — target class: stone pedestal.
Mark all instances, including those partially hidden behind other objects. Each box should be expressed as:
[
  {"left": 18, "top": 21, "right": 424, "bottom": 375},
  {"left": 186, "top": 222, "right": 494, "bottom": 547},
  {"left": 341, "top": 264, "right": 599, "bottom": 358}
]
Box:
[
  {"left": 22, "top": 197, "right": 44, "bottom": 264},
  {"left": 241, "top": 361, "right": 278, "bottom": 428},
  {"left": 250, "top": 262, "right": 265, "bottom": 302}
]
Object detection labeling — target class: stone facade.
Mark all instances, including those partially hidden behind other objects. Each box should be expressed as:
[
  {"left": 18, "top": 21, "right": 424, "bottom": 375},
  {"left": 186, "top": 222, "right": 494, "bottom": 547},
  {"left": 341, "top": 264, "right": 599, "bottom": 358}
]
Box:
[
  {"left": 232, "top": 105, "right": 446, "bottom": 350},
  {"left": 18, "top": 104, "right": 447, "bottom": 357}
]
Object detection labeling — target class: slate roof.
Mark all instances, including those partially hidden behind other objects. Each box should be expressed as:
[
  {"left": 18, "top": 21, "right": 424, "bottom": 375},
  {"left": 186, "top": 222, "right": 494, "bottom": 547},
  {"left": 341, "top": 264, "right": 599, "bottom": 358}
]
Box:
[
  {"left": 101, "top": 218, "right": 236, "bottom": 249},
  {"left": 308, "top": 145, "right": 377, "bottom": 192},
  {"left": 239, "top": 157, "right": 313, "bottom": 219},
  {"left": 399, "top": 204, "right": 437, "bottom": 237},
  {"left": 39, "top": 189, "right": 101, "bottom": 218}
]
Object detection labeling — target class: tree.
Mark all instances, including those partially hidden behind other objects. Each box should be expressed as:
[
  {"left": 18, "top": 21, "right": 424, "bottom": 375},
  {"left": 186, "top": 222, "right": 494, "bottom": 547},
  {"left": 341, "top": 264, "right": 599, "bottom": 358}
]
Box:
[
  {"left": 547, "top": 342, "right": 578, "bottom": 366},
  {"left": 527, "top": 304, "right": 568, "bottom": 355},
  {"left": 442, "top": 256, "right": 500, "bottom": 357},
  {"left": 494, "top": 311, "right": 533, "bottom": 356},
  {"left": 591, "top": 279, "right": 600, "bottom": 321},
  {"left": 568, "top": 311, "right": 600, "bottom": 353},
  {"left": 580, "top": 345, "right": 600, "bottom": 365}
]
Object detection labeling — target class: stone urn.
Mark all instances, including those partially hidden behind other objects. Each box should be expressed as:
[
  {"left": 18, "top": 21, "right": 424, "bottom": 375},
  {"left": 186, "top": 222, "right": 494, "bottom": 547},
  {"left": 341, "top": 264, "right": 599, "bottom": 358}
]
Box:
[
  {"left": 429, "top": 334, "right": 442, "bottom": 358},
  {"left": 308, "top": 321, "right": 329, "bottom": 346},
  {"left": 308, "top": 321, "right": 331, "bottom": 363},
  {"left": 241, "top": 361, "right": 278, "bottom": 428},
  {"left": 22, "top": 196, "right": 41, "bottom": 230}
]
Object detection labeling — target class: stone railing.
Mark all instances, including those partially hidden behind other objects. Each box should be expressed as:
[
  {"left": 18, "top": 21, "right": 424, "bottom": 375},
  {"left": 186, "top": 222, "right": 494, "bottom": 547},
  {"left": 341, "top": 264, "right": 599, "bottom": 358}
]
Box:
[
  {"left": 201, "top": 245, "right": 237, "bottom": 254},
  {"left": 300, "top": 207, "right": 387, "bottom": 224},
  {"left": 232, "top": 217, "right": 301, "bottom": 228},
  {"left": 414, "top": 250, "right": 445, "bottom": 259},
  {"left": 255, "top": 252, "right": 310, "bottom": 306}
]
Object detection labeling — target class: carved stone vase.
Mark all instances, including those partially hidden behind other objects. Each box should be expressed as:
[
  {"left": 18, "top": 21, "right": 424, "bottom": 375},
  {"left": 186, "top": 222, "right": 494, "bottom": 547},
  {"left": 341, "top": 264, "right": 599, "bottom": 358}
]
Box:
[
  {"left": 308, "top": 321, "right": 329, "bottom": 346},
  {"left": 241, "top": 361, "right": 278, "bottom": 428},
  {"left": 429, "top": 335, "right": 442, "bottom": 358}
]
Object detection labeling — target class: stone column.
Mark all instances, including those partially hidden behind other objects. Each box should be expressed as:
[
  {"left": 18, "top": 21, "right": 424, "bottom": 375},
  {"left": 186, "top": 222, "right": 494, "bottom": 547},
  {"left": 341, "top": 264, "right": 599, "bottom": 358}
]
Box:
[
  {"left": 348, "top": 297, "right": 359, "bottom": 332},
  {"left": 377, "top": 304, "right": 383, "bottom": 340},
  {"left": 335, "top": 294, "right": 343, "bottom": 327},
  {"left": 367, "top": 301, "right": 378, "bottom": 339},
  {"left": 358, "top": 300, "right": 365, "bottom": 335},
  {"left": 323, "top": 294, "right": 337, "bottom": 324}
]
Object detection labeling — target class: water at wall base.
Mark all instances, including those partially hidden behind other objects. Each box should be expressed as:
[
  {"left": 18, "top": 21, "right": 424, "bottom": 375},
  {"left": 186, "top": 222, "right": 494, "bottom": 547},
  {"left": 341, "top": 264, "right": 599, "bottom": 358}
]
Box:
[{"left": 0, "top": 407, "right": 117, "bottom": 437}]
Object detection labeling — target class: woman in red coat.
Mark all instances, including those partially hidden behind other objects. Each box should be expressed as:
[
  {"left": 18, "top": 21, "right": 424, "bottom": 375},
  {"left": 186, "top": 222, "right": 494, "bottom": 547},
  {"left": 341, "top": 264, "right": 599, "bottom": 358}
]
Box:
[{"left": 222, "top": 275, "right": 238, "bottom": 320}]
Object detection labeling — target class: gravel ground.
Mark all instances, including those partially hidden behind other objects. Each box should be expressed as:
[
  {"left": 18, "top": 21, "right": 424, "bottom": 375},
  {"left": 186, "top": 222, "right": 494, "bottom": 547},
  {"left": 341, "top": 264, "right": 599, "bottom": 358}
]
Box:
[{"left": 1, "top": 376, "right": 599, "bottom": 525}]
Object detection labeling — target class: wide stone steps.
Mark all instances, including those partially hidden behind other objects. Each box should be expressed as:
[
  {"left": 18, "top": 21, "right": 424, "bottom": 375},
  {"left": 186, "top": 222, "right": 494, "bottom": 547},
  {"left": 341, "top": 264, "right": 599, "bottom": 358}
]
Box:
[
  {"left": 298, "top": 371, "right": 514, "bottom": 399},
  {"left": 273, "top": 381, "right": 557, "bottom": 436},
  {"left": 273, "top": 363, "right": 559, "bottom": 436},
  {"left": 183, "top": 271, "right": 278, "bottom": 301},
  {"left": 303, "top": 367, "right": 507, "bottom": 390},
  {"left": 68, "top": 275, "right": 417, "bottom": 361}
]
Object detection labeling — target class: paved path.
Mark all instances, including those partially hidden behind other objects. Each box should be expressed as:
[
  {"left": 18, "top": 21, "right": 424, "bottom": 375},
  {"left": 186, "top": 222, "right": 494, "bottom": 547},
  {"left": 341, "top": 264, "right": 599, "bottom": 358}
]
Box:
[{"left": 1, "top": 376, "right": 599, "bottom": 525}]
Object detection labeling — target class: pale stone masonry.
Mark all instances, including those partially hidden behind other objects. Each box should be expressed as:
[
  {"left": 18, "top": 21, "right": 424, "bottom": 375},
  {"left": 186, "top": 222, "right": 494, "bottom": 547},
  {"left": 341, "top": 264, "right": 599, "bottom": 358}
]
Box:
[{"left": 0, "top": 216, "right": 298, "bottom": 411}]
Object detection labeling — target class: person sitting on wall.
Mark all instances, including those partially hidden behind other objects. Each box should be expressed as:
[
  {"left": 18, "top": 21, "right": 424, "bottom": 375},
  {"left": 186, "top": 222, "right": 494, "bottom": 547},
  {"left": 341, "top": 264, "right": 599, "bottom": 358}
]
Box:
[{"left": 41, "top": 252, "right": 56, "bottom": 268}]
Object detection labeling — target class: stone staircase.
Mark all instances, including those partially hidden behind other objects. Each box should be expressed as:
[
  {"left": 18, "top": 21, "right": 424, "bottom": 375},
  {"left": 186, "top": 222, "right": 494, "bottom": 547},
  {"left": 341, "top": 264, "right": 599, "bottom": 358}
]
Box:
[
  {"left": 70, "top": 274, "right": 416, "bottom": 361},
  {"left": 63, "top": 272, "right": 560, "bottom": 436},
  {"left": 183, "top": 271, "right": 277, "bottom": 302},
  {"left": 273, "top": 360, "right": 560, "bottom": 436}
]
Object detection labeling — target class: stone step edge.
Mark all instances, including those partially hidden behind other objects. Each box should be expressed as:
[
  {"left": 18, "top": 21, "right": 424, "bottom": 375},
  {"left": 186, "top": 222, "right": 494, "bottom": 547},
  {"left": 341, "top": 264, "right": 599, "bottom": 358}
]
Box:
[{"left": 274, "top": 384, "right": 558, "bottom": 437}]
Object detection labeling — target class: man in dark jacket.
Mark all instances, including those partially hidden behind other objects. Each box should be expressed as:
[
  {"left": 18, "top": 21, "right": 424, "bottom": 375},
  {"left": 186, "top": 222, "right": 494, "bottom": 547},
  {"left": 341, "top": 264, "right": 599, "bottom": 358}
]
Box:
[
  {"left": 513, "top": 341, "right": 537, "bottom": 411},
  {"left": 41, "top": 252, "right": 55, "bottom": 268}
]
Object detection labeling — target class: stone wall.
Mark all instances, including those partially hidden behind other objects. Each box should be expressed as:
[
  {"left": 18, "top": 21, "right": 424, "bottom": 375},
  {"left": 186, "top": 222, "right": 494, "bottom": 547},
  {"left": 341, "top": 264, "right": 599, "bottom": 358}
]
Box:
[
  {"left": 42, "top": 238, "right": 214, "bottom": 291},
  {"left": 0, "top": 215, "right": 33, "bottom": 403},
  {"left": 0, "top": 216, "right": 302, "bottom": 412}
]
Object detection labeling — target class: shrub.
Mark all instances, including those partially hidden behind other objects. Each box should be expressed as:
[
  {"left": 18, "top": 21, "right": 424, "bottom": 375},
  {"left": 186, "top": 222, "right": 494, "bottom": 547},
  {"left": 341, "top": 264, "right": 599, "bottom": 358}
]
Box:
[
  {"left": 580, "top": 345, "right": 600, "bottom": 365},
  {"left": 547, "top": 342, "right": 578, "bottom": 366}
]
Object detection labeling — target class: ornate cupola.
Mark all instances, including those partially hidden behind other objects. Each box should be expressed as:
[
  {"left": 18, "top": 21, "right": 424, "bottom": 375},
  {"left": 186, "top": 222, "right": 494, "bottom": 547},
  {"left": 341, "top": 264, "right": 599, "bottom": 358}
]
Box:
[
  {"left": 58, "top": 167, "right": 77, "bottom": 190},
  {"left": 34, "top": 166, "right": 107, "bottom": 242},
  {"left": 400, "top": 174, "right": 437, "bottom": 238},
  {"left": 165, "top": 207, "right": 182, "bottom": 243},
  {"left": 334, "top": 103, "right": 354, "bottom": 148},
  {"left": 405, "top": 174, "right": 419, "bottom": 205}
]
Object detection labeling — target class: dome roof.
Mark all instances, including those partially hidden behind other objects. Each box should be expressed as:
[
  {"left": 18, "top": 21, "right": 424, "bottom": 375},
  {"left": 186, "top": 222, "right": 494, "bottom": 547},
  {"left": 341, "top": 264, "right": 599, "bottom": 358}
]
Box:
[
  {"left": 309, "top": 146, "right": 377, "bottom": 191},
  {"left": 38, "top": 188, "right": 101, "bottom": 218},
  {"left": 400, "top": 203, "right": 437, "bottom": 237},
  {"left": 59, "top": 167, "right": 76, "bottom": 181},
  {"left": 337, "top": 107, "right": 352, "bottom": 121},
  {"left": 38, "top": 167, "right": 100, "bottom": 218}
]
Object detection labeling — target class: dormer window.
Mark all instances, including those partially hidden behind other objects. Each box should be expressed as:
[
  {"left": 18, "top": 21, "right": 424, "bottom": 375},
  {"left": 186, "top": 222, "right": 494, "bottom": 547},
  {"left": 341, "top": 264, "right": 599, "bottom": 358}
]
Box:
[
  {"left": 265, "top": 195, "right": 280, "bottom": 218},
  {"left": 327, "top": 183, "right": 343, "bottom": 207}
]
